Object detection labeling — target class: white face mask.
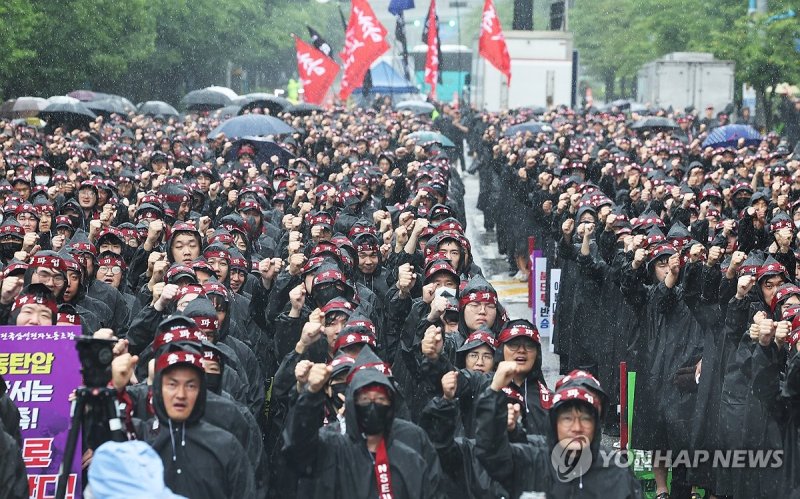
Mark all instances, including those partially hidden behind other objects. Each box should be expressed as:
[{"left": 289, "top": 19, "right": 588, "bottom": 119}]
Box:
[
  {"left": 34, "top": 175, "right": 50, "bottom": 186},
  {"left": 794, "top": 220, "right": 800, "bottom": 229}
]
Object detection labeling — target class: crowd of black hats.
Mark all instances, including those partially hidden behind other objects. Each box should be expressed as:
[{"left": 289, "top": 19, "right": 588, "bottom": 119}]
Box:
[{"left": 0, "top": 100, "right": 798, "bottom": 499}]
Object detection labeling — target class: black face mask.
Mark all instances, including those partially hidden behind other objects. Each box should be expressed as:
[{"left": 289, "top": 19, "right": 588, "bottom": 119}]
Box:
[
  {"left": 355, "top": 402, "right": 392, "bottom": 435},
  {"left": 313, "top": 284, "right": 345, "bottom": 308},
  {"left": 732, "top": 197, "right": 750, "bottom": 210},
  {"left": 0, "top": 241, "right": 22, "bottom": 259},
  {"left": 328, "top": 383, "right": 347, "bottom": 413},
  {"left": 206, "top": 373, "right": 222, "bottom": 394}
]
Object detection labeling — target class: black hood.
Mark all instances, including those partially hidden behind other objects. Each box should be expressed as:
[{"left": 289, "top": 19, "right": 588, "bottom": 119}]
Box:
[
  {"left": 152, "top": 344, "right": 207, "bottom": 426},
  {"left": 458, "top": 274, "right": 506, "bottom": 335},
  {"left": 344, "top": 346, "right": 396, "bottom": 442},
  {"left": 184, "top": 297, "right": 229, "bottom": 342}
]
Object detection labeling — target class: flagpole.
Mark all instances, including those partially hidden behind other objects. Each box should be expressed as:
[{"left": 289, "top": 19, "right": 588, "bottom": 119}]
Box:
[{"left": 397, "top": 12, "right": 412, "bottom": 82}]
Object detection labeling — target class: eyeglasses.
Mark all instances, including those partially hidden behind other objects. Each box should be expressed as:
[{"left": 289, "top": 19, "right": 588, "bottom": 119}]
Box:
[
  {"left": 466, "top": 352, "right": 494, "bottom": 362},
  {"left": 35, "top": 268, "right": 65, "bottom": 285},
  {"left": 466, "top": 302, "right": 496, "bottom": 312},
  {"left": 504, "top": 339, "right": 535, "bottom": 352},
  {"left": 98, "top": 266, "right": 122, "bottom": 275},
  {"left": 557, "top": 413, "right": 595, "bottom": 427}
]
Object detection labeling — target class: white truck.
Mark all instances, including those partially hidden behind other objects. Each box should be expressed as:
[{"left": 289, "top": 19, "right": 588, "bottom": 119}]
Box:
[
  {"left": 636, "top": 52, "right": 735, "bottom": 112},
  {"left": 471, "top": 30, "right": 574, "bottom": 111}
]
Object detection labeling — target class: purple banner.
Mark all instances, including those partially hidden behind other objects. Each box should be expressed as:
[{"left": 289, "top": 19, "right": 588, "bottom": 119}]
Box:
[{"left": 0, "top": 326, "right": 83, "bottom": 498}]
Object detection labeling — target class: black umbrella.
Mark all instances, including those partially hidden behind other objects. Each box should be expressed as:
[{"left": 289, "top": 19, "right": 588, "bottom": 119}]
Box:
[
  {"left": 182, "top": 89, "right": 232, "bottom": 111},
  {"left": 237, "top": 93, "right": 291, "bottom": 116},
  {"left": 285, "top": 102, "right": 323, "bottom": 116},
  {"left": 503, "top": 120, "right": 554, "bottom": 137},
  {"left": 630, "top": 117, "right": 679, "bottom": 130},
  {"left": 138, "top": 101, "right": 179, "bottom": 117},
  {"left": 225, "top": 136, "right": 295, "bottom": 166},
  {"left": 39, "top": 101, "right": 96, "bottom": 130}
]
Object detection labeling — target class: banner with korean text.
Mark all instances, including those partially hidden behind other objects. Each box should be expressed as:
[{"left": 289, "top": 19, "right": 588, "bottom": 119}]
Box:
[{"left": 0, "top": 325, "right": 83, "bottom": 498}]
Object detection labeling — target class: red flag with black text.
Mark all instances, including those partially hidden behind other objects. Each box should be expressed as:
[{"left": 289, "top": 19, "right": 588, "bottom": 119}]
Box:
[
  {"left": 295, "top": 37, "right": 340, "bottom": 105},
  {"left": 479, "top": 0, "right": 511, "bottom": 85},
  {"left": 423, "top": 0, "right": 440, "bottom": 98},
  {"left": 338, "top": 0, "right": 390, "bottom": 100}
]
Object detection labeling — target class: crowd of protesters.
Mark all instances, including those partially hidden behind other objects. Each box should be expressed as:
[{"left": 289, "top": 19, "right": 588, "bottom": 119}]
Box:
[{"left": 0, "top": 95, "right": 798, "bottom": 499}]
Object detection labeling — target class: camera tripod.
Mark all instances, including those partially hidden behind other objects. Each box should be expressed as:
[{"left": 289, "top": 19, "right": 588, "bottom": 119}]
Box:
[{"left": 55, "top": 385, "right": 127, "bottom": 499}]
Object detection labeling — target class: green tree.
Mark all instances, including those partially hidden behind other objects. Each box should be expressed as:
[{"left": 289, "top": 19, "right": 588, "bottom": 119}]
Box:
[
  {"left": 0, "top": 0, "right": 39, "bottom": 96},
  {"left": 6, "top": 0, "right": 155, "bottom": 97},
  {"left": 710, "top": 9, "right": 800, "bottom": 129}
]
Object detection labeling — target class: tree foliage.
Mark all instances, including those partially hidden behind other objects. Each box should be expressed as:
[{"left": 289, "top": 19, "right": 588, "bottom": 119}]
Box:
[
  {"left": 569, "top": 0, "right": 798, "bottom": 101},
  {"left": 1, "top": 0, "right": 342, "bottom": 104}
]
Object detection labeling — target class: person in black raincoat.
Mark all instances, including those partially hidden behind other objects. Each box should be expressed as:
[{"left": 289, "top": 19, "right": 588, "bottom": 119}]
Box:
[
  {"left": 620, "top": 241, "right": 705, "bottom": 498},
  {"left": 713, "top": 256, "right": 787, "bottom": 498},
  {"left": 752, "top": 317, "right": 800, "bottom": 499},
  {"left": 142, "top": 346, "right": 255, "bottom": 499},
  {"left": 283, "top": 345, "right": 443, "bottom": 499},
  {"left": 420, "top": 319, "right": 551, "bottom": 438},
  {"left": 473, "top": 366, "right": 642, "bottom": 498}
]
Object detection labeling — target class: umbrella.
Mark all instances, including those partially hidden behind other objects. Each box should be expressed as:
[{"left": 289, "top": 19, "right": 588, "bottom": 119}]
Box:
[
  {"left": 181, "top": 89, "right": 232, "bottom": 110},
  {"left": 406, "top": 131, "right": 456, "bottom": 147},
  {"left": 67, "top": 90, "right": 98, "bottom": 102},
  {"left": 630, "top": 117, "right": 679, "bottom": 130},
  {"left": 395, "top": 100, "right": 435, "bottom": 115},
  {"left": 503, "top": 120, "right": 554, "bottom": 137},
  {"left": 225, "top": 136, "right": 295, "bottom": 166},
  {"left": 702, "top": 124, "right": 762, "bottom": 148},
  {"left": 138, "top": 101, "right": 179, "bottom": 117},
  {"left": 209, "top": 115, "right": 295, "bottom": 139},
  {"left": 237, "top": 93, "right": 291, "bottom": 116},
  {"left": 39, "top": 101, "right": 97, "bottom": 130},
  {"left": 285, "top": 103, "right": 323, "bottom": 116},
  {"left": 213, "top": 105, "right": 243, "bottom": 120},
  {"left": 14, "top": 97, "right": 48, "bottom": 116},
  {"left": 205, "top": 86, "right": 238, "bottom": 100},
  {"left": 87, "top": 99, "right": 129, "bottom": 117},
  {"left": 47, "top": 95, "right": 81, "bottom": 105}
]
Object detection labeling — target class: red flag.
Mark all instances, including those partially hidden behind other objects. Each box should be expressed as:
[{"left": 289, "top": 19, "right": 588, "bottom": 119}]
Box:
[
  {"left": 479, "top": 0, "right": 511, "bottom": 85},
  {"left": 338, "top": 0, "right": 390, "bottom": 100},
  {"left": 424, "top": 0, "right": 440, "bottom": 98},
  {"left": 295, "top": 37, "right": 340, "bottom": 105}
]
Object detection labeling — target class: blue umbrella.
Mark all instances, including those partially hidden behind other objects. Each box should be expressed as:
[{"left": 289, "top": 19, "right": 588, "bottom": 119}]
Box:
[
  {"left": 209, "top": 115, "right": 294, "bottom": 139},
  {"left": 702, "top": 124, "right": 762, "bottom": 148}
]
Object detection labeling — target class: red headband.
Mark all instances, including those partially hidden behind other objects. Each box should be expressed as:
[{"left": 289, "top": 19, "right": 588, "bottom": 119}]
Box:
[
  {"left": 175, "top": 285, "right": 205, "bottom": 303},
  {"left": 31, "top": 255, "right": 65, "bottom": 273},
  {"left": 552, "top": 386, "right": 602, "bottom": 413},
  {"left": 464, "top": 331, "right": 498, "bottom": 349},
  {"left": 346, "top": 362, "right": 393, "bottom": 384},
  {"left": 13, "top": 293, "right": 57, "bottom": 317},
  {"left": 459, "top": 291, "right": 497, "bottom": 308},
  {"left": 497, "top": 324, "right": 540, "bottom": 345},
  {"left": 203, "top": 249, "right": 230, "bottom": 261},
  {"left": 555, "top": 370, "right": 601, "bottom": 391},
  {"left": 202, "top": 349, "right": 220, "bottom": 364},
  {"left": 57, "top": 311, "right": 81, "bottom": 325},
  {"left": 155, "top": 351, "right": 204, "bottom": 373},
  {"left": 334, "top": 331, "right": 377, "bottom": 352},
  {"left": 192, "top": 316, "right": 220, "bottom": 331},
  {"left": 153, "top": 328, "right": 206, "bottom": 352}
]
